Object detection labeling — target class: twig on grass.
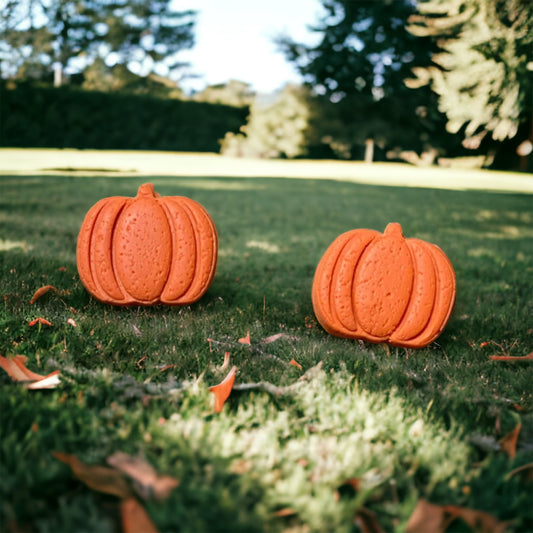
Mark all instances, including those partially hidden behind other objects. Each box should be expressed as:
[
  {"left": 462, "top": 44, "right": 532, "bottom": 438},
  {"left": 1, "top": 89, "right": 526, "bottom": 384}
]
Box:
[{"left": 233, "top": 362, "right": 323, "bottom": 398}]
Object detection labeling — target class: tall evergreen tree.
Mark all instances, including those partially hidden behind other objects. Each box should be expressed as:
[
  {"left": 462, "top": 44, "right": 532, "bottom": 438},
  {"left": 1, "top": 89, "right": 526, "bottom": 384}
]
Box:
[
  {"left": 0, "top": 0, "right": 195, "bottom": 86},
  {"left": 407, "top": 0, "right": 533, "bottom": 146},
  {"left": 277, "top": 0, "right": 441, "bottom": 159}
]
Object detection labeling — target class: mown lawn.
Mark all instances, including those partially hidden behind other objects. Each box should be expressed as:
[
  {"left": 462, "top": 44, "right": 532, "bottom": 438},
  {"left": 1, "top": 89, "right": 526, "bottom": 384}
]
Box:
[{"left": 1, "top": 170, "right": 532, "bottom": 532}]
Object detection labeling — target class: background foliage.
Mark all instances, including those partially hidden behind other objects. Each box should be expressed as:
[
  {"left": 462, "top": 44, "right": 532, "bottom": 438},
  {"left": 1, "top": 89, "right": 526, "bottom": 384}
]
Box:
[{"left": 0, "top": 82, "right": 247, "bottom": 151}]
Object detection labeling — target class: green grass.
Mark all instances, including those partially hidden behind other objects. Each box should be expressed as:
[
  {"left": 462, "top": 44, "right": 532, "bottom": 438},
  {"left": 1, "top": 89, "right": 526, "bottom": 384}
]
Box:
[{"left": 1, "top": 170, "right": 532, "bottom": 532}]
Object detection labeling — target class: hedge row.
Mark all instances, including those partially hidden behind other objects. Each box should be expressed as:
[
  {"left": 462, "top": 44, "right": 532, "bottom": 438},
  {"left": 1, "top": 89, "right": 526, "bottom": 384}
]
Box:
[{"left": 0, "top": 83, "right": 248, "bottom": 152}]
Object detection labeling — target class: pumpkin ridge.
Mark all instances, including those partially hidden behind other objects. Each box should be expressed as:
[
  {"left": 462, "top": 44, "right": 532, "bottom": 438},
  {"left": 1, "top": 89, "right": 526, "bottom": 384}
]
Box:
[
  {"left": 77, "top": 199, "right": 107, "bottom": 302},
  {"left": 333, "top": 235, "right": 376, "bottom": 334},
  {"left": 175, "top": 198, "right": 218, "bottom": 303},
  {"left": 401, "top": 242, "right": 455, "bottom": 347},
  {"left": 312, "top": 231, "right": 357, "bottom": 337},
  {"left": 92, "top": 198, "right": 130, "bottom": 303},
  {"left": 159, "top": 198, "right": 197, "bottom": 303},
  {"left": 389, "top": 238, "right": 435, "bottom": 344}
]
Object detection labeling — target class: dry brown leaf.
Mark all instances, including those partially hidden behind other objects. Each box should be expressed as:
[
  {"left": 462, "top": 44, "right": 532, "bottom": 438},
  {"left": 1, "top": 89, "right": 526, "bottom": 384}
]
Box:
[
  {"left": 354, "top": 506, "right": 385, "bottom": 533},
  {"left": 208, "top": 365, "right": 237, "bottom": 413},
  {"left": 238, "top": 331, "right": 251, "bottom": 345},
  {"left": 30, "top": 285, "right": 57, "bottom": 304},
  {"left": 273, "top": 507, "right": 298, "bottom": 518},
  {"left": 499, "top": 422, "right": 521, "bottom": 459},
  {"left": 52, "top": 452, "right": 134, "bottom": 499},
  {"left": 443, "top": 504, "right": 511, "bottom": 533},
  {"left": 121, "top": 498, "right": 159, "bottom": 533},
  {"left": 107, "top": 452, "right": 179, "bottom": 501},
  {"left": 405, "top": 499, "right": 446, "bottom": 533},
  {"left": 489, "top": 351, "right": 533, "bottom": 361},
  {"left": 406, "top": 499, "right": 511, "bottom": 533}
]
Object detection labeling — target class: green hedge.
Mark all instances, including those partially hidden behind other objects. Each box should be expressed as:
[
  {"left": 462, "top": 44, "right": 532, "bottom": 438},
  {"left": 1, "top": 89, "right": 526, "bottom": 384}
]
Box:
[{"left": 0, "top": 82, "right": 248, "bottom": 152}]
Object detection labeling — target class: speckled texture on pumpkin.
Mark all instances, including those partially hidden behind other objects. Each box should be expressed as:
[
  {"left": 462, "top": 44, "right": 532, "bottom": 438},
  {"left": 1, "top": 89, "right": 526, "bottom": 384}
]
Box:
[
  {"left": 311, "top": 223, "right": 456, "bottom": 348},
  {"left": 76, "top": 183, "right": 218, "bottom": 306}
]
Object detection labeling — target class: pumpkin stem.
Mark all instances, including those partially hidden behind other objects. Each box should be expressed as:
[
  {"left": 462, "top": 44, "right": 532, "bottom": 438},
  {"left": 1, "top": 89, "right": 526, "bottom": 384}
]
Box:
[
  {"left": 384, "top": 223, "right": 404, "bottom": 237},
  {"left": 137, "top": 183, "right": 158, "bottom": 198}
]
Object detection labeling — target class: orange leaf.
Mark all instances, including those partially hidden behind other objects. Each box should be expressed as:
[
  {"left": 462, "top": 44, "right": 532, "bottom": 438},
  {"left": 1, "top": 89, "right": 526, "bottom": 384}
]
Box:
[
  {"left": 0, "top": 354, "right": 46, "bottom": 381},
  {"left": 289, "top": 358, "right": 303, "bottom": 370},
  {"left": 209, "top": 366, "right": 237, "bottom": 413},
  {"left": 28, "top": 317, "right": 53, "bottom": 327},
  {"left": 220, "top": 351, "right": 231, "bottom": 371},
  {"left": 121, "top": 498, "right": 159, "bottom": 533},
  {"left": 30, "top": 285, "right": 57, "bottom": 304},
  {"left": 238, "top": 331, "right": 251, "bottom": 345},
  {"left": 499, "top": 422, "right": 521, "bottom": 459},
  {"left": 26, "top": 370, "right": 61, "bottom": 390},
  {"left": 273, "top": 507, "right": 297, "bottom": 518},
  {"left": 489, "top": 352, "right": 533, "bottom": 361},
  {"left": 107, "top": 452, "right": 179, "bottom": 501},
  {"left": 52, "top": 452, "right": 134, "bottom": 499}
]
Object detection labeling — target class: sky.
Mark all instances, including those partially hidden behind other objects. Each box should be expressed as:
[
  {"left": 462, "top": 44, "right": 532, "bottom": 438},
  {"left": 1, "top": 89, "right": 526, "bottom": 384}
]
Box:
[{"left": 175, "top": 0, "right": 323, "bottom": 94}]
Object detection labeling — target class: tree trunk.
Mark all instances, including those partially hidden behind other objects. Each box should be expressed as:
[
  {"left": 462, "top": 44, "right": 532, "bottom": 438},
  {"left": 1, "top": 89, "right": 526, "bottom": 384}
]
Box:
[{"left": 364, "top": 138, "right": 374, "bottom": 163}]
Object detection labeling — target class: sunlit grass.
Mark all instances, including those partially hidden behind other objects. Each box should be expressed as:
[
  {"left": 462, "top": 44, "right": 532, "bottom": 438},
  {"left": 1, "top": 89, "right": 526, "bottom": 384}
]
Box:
[{"left": 1, "top": 169, "right": 532, "bottom": 532}]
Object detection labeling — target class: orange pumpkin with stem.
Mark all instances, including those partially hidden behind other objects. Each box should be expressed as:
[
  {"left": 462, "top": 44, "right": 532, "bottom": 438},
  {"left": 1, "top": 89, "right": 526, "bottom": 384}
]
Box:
[
  {"left": 76, "top": 183, "right": 218, "bottom": 305},
  {"left": 311, "top": 223, "right": 455, "bottom": 348}
]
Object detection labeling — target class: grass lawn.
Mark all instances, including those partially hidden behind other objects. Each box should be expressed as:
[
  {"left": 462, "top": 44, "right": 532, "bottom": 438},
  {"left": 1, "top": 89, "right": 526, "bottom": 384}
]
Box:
[{"left": 1, "top": 152, "right": 532, "bottom": 532}]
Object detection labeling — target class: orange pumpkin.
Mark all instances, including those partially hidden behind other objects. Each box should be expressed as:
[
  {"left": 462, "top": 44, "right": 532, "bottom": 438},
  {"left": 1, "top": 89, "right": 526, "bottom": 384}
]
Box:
[
  {"left": 76, "top": 183, "right": 218, "bottom": 305},
  {"left": 311, "top": 223, "right": 455, "bottom": 348}
]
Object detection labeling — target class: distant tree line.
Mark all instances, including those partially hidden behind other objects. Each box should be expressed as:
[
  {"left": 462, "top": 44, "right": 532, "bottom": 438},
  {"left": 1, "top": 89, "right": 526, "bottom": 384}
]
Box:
[{"left": 1, "top": 0, "right": 531, "bottom": 170}]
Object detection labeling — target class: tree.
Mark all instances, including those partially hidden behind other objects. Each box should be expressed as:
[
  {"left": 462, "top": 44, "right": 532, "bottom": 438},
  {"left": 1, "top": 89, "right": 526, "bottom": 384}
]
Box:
[
  {"left": 0, "top": 0, "right": 195, "bottom": 86},
  {"left": 276, "top": 0, "right": 440, "bottom": 160},
  {"left": 406, "top": 0, "right": 533, "bottom": 147},
  {"left": 220, "top": 84, "right": 310, "bottom": 159}
]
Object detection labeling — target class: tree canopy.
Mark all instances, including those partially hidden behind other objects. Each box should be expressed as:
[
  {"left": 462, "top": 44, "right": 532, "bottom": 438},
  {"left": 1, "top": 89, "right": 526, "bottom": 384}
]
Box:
[
  {"left": 407, "top": 0, "right": 533, "bottom": 146},
  {"left": 0, "top": 0, "right": 196, "bottom": 85}
]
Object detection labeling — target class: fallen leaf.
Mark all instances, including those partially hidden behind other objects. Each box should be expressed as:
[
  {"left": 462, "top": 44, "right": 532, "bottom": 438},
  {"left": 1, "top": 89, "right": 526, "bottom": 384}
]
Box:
[
  {"left": 354, "top": 506, "right": 385, "bottom": 533},
  {"left": 238, "top": 331, "right": 251, "bottom": 345},
  {"left": 489, "top": 352, "right": 533, "bottom": 361},
  {"left": 0, "top": 354, "right": 47, "bottom": 381},
  {"left": 52, "top": 452, "right": 134, "bottom": 499},
  {"left": 273, "top": 507, "right": 298, "bottom": 518},
  {"left": 209, "top": 366, "right": 237, "bottom": 413},
  {"left": 28, "top": 317, "right": 53, "bottom": 327},
  {"left": 121, "top": 498, "right": 159, "bottom": 533},
  {"left": 405, "top": 498, "right": 511, "bottom": 533},
  {"left": 499, "top": 422, "right": 521, "bottom": 459},
  {"left": 0, "top": 355, "right": 61, "bottom": 389},
  {"left": 405, "top": 499, "right": 446, "bottom": 533},
  {"left": 220, "top": 351, "right": 231, "bottom": 370},
  {"left": 289, "top": 358, "right": 302, "bottom": 370},
  {"left": 443, "top": 505, "right": 511, "bottom": 533},
  {"left": 26, "top": 370, "right": 61, "bottom": 389},
  {"left": 67, "top": 318, "right": 77, "bottom": 327},
  {"left": 30, "top": 285, "right": 57, "bottom": 304},
  {"left": 107, "top": 452, "right": 179, "bottom": 501}
]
